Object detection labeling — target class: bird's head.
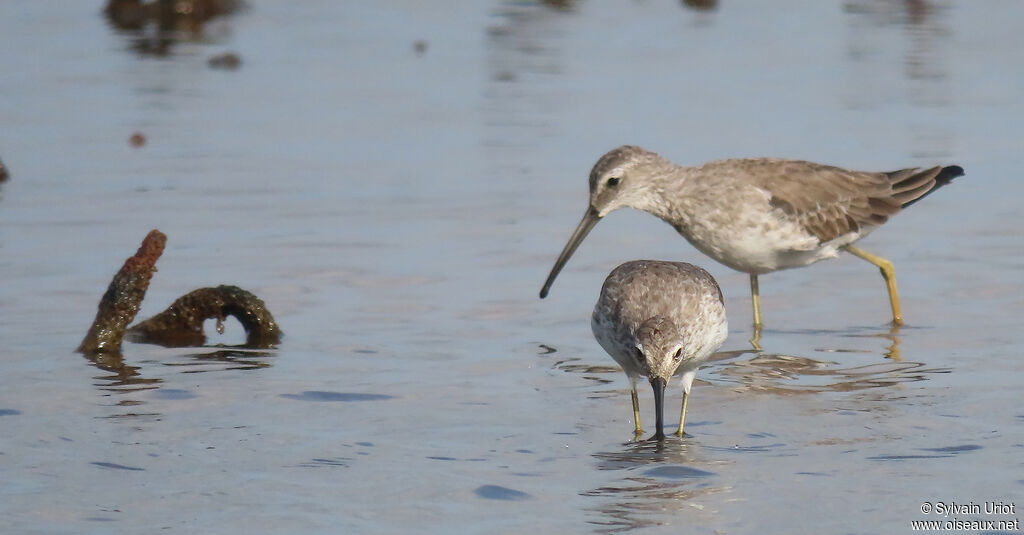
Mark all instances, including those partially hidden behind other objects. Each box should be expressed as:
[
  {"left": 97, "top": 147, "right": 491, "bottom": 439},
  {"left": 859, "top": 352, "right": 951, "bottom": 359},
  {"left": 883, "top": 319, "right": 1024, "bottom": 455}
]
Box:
[
  {"left": 588, "top": 145, "right": 668, "bottom": 217},
  {"left": 633, "top": 316, "right": 687, "bottom": 382},
  {"left": 539, "top": 146, "right": 670, "bottom": 299},
  {"left": 635, "top": 315, "right": 687, "bottom": 441}
]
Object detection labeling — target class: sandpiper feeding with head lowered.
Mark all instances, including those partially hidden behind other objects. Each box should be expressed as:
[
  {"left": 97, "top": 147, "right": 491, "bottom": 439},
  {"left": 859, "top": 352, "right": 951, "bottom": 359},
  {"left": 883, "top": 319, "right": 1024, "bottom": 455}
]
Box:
[
  {"left": 541, "top": 146, "right": 964, "bottom": 329},
  {"left": 592, "top": 260, "right": 728, "bottom": 440}
]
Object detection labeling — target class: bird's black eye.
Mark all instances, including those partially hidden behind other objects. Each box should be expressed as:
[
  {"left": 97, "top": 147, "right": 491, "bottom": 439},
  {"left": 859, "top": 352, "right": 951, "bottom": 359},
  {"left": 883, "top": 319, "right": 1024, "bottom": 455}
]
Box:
[
  {"left": 606, "top": 176, "right": 620, "bottom": 187},
  {"left": 633, "top": 347, "right": 644, "bottom": 362},
  {"left": 672, "top": 348, "right": 683, "bottom": 361}
]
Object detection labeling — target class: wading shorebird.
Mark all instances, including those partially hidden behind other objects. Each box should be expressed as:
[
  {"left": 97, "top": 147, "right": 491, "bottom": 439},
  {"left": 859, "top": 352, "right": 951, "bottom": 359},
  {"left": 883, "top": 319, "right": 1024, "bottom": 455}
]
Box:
[
  {"left": 541, "top": 146, "right": 964, "bottom": 331},
  {"left": 592, "top": 260, "right": 728, "bottom": 440}
]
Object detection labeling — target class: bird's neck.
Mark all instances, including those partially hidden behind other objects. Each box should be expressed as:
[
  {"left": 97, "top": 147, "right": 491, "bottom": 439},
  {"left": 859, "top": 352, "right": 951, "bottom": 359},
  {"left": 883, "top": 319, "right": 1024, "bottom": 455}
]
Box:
[{"left": 630, "top": 163, "right": 695, "bottom": 225}]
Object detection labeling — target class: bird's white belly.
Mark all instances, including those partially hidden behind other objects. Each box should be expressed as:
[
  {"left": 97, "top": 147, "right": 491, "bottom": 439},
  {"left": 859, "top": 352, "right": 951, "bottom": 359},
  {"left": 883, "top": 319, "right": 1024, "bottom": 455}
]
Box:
[{"left": 676, "top": 192, "right": 853, "bottom": 273}]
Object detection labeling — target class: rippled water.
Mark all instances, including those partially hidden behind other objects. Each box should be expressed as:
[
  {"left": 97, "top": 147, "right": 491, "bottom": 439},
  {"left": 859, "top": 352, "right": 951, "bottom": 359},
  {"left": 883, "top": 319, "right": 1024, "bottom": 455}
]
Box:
[{"left": 1, "top": 1, "right": 1022, "bottom": 533}]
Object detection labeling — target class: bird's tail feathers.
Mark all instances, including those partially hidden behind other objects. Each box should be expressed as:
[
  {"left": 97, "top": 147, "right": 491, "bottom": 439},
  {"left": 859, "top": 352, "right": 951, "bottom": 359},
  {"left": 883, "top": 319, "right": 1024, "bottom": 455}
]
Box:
[{"left": 890, "top": 165, "right": 965, "bottom": 208}]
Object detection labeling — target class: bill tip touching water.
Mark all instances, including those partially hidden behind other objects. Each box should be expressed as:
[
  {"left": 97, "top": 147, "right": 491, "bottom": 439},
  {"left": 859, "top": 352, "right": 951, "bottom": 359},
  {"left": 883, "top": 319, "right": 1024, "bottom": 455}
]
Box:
[{"left": 592, "top": 260, "right": 727, "bottom": 440}]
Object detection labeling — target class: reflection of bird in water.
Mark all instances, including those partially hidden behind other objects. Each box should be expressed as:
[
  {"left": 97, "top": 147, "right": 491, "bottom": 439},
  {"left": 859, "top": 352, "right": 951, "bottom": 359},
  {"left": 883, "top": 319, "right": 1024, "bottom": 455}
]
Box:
[
  {"left": 592, "top": 260, "right": 728, "bottom": 440},
  {"left": 709, "top": 351, "right": 944, "bottom": 395},
  {"left": 541, "top": 146, "right": 964, "bottom": 342}
]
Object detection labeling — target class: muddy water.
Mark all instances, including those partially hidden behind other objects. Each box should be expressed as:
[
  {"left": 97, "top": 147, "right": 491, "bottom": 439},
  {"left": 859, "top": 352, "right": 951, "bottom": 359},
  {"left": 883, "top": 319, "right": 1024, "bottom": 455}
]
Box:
[{"left": 1, "top": 1, "right": 1022, "bottom": 533}]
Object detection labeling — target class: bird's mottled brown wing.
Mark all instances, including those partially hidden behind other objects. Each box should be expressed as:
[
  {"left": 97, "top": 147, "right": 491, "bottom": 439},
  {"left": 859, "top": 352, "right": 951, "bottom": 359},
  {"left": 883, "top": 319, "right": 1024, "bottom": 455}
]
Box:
[{"left": 728, "top": 159, "right": 942, "bottom": 244}]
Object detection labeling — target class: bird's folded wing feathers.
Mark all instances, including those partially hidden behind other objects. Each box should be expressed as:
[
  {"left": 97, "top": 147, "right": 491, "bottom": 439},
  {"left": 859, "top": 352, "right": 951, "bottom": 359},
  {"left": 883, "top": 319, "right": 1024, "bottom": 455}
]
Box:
[{"left": 753, "top": 161, "right": 905, "bottom": 243}]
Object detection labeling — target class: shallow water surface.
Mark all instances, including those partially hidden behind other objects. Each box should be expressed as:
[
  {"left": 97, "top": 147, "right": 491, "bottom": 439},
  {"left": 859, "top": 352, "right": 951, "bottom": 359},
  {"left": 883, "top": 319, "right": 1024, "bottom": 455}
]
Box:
[{"left": 1, "top": 1, "right": 1022, "bottom": 533}]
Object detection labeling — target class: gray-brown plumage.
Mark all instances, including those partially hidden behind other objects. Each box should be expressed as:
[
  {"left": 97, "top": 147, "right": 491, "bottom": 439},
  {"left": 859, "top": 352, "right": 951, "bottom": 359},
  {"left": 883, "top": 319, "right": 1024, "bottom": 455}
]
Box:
[
  {"left": 592, "top": 260, "right": 728, "bottom": 440},
  {"left": 542, "top": 145, "right": 964, "bottom": 328},
  {"left": 759, "top": 160, "right": 958, "bottom": 244}
]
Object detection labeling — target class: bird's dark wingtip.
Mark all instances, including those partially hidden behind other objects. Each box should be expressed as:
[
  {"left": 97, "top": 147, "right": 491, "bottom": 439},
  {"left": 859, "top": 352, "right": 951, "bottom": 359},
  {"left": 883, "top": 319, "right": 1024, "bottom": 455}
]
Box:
[
  {"left": 941, "top": 165, "right": 965, "bottom": 179},
  {"left": 899, "top": 164, "right": 965, "bottom": 209},
  {"left": 933, "top": 165, "right": 964, "bottom": 190}
]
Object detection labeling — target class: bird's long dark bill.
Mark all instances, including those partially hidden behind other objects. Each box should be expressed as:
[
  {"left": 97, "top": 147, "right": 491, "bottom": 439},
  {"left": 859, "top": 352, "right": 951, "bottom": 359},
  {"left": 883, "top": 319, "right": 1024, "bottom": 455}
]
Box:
[
  {"left": 539, "top": 207, "right": 601, "bottom": 298},
  {"left": 650, "top": 376, "right": 667, "bottom": 441}
]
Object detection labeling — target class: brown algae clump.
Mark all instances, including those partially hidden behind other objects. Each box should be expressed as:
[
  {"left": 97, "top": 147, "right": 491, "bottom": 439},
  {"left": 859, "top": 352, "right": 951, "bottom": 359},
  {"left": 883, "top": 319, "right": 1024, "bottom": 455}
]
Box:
[
  {"left": 127, "top": 285, "right": 282, "bottom": 348},
  {"left": 78, "top": 230, "right": 166, "bottom": 354},
  {"left": 78, "top": 230, "right": 281, "bottom": 355}
]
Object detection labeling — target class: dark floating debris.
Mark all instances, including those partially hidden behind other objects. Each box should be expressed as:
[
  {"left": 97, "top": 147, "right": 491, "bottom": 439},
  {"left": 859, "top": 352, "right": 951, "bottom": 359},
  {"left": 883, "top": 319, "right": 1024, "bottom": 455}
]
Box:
[
  {"left": 541, "top": 0, "right": 575, "bottom": 11},
  {"left": 78, "top": 229, "right": 281, "bottom": 356},
  {"left": 207, "top": 52, "right": 241, "bottom": 69},
  {"left": 78, "top": 230, "right": 166, "bottom": 355},
  {"left": 127, "top": 285, "right": 281, "bottom": 348},
  {"left": 413, "top": 40, "right": 427, "bottom": 56},
  {"left": 104, "top": 0, "right": 245, "bottom": 31},
  {"left": 493, "top": 71, "right": 516, "bottom": 83},
  {"left": 103, "top": 0, "right": 246, "bottom": 57},
  {"left": 129, "top": 132, "right": 146, "bottom": 147},
  {"left": 682, "top": 0, "right": 718, "bottom": 10}
]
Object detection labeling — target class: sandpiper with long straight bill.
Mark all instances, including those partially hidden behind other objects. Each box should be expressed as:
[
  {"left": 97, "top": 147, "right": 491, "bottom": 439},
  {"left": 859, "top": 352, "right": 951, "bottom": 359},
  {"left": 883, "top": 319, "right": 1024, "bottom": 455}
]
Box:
[{"left": 542, "top": 145, "right": 965, "bottom": 330}]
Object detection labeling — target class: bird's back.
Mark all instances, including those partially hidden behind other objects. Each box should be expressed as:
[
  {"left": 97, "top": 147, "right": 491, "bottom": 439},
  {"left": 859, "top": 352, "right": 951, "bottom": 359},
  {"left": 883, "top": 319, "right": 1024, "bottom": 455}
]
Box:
[
  {"left": 688, "top": 157, "right": 963, "bottom": 244},
  {"left": 597, "top": 261, "right": 721, "bottom": 322}
]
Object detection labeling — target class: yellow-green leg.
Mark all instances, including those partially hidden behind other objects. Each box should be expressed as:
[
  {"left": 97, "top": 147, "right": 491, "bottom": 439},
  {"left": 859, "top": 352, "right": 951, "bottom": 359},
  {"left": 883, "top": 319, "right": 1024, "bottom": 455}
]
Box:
[
  {"left": 844, "top": 245, "right": 904, "bottom": 326},
  {"left": 675, "top": 391, "right": 690, "bottom": 438},
  {"left": 749, "top": 274, "right": 763, "bottom": 350},
  {"left": 631, "top": 386, "right": 643, "bottom": 439},
  {"left": 750, "top": 274, "right": 762, "bottom": 327}
]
